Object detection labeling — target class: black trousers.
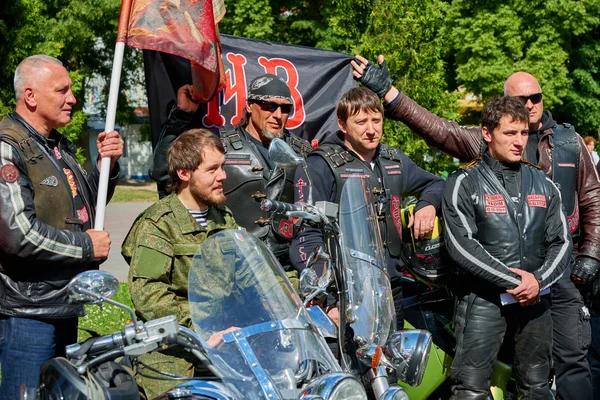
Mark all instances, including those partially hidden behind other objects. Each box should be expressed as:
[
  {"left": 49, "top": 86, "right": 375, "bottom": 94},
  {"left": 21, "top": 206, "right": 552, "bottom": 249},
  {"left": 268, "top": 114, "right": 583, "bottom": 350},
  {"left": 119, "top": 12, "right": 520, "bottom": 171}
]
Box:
[
  {"left": 551, "top": 271, "right": 592, "bottom": 400},
  {"left": 451, "top": 294, "right": 553, "bottom": 400}
]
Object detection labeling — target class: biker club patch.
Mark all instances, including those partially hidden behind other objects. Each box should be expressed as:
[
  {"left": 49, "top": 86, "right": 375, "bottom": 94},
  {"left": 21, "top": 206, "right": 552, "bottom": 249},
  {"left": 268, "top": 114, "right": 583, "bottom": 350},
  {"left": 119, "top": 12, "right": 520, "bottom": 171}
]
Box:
[
  {"left": 279, "top": 219, "right": 294, "bottom": 239},
  {"left": 484, "top": 194, "right": 507, "bottom": 214},
  {"left": 526, "top": 194, "right": 547, "bottom": 208},
  {"left": 1, "top": 164, "right": 19, "bottom": 183},
  {"left": 63, "top": 168, "right": 78, "bottom": 197},
  {"left": 391, "top": 195, "right": 402, "bottom": 239}
]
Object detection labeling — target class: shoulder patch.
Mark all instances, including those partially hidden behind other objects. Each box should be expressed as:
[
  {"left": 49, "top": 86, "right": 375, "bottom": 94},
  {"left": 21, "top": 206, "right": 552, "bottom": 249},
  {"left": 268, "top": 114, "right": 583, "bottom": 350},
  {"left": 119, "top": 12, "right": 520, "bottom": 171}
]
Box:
[{"left": 1, "top": 164, "right": 19, "bottom": 183}]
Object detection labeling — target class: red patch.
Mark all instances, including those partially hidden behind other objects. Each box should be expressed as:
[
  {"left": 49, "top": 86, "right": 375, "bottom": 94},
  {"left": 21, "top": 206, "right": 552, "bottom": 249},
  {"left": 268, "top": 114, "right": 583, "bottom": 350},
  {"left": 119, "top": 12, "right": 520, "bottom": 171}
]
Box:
[
  {"left": 1, "top": 164, "right": 19, "bottom": 183},
  {"left": 63, "top": 168, "right": 77, "bottom": 197},
  {"left": 567, "top": 200, "right": 579, "bottom": 233},
  {"left": 340, "top": 173, "right": 370, "bottom": 178},
  {"left": 391, "top": 196, "right": 402, "bottom": 239},
  {"left": 295, "top": 179, "right": 307, "bottom": 201},
  {"left": 311, "top": 139, "right": 319, "bottom": 150},
  {"left": 387, "top": 170, "right": 402, "bottom": 175},
  {"left": 77, "top": 206, "right": 89, "bottom": 223},
  {"left": 53, "top": 146, "right": 62, "bottom": 160},
  {"left": 279, "top": 219, "right": 294, "bottom": 239},
  {"left": 224, "top": 160, "right": 251, "bottom": 165},
  {"left": 526, "top": 194, "right": 547, "bottom": 208},
  {"left": 484, "top": 194, "right": 507, "bottom": 214}
]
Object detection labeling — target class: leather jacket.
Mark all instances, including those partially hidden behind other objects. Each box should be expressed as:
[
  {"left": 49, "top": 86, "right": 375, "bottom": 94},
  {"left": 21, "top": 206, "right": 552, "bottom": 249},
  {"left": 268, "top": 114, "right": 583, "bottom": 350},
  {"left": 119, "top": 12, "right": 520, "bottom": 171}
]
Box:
[
  {"left": 0, "top": 113, "right": 119, "bottom": 318},
  {"left": 387, "top": 93, "right": 600, "bottom": 262}
]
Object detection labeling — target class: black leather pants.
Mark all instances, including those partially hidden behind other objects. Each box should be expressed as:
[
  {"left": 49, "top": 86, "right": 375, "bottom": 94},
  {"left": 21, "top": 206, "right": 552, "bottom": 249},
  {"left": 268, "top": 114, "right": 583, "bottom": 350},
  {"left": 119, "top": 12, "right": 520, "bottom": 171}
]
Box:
[{"left": 451, "top": 294, "right": 553, "bottom": 400}]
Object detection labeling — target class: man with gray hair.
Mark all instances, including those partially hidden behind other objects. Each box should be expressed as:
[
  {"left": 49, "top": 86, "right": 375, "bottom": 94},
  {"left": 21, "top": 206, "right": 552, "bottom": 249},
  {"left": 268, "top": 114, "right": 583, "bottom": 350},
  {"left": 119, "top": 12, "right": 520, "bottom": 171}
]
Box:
[{"left": 0, "top": 54, "right": 123, "bottom": 398}]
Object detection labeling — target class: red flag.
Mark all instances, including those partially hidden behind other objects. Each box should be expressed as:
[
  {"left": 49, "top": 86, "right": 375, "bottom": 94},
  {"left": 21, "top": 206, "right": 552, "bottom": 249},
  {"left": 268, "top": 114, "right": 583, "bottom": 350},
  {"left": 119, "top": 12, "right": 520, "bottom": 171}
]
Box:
[{"left": 117, "top": 0, "right": 225, "bottom": 101}]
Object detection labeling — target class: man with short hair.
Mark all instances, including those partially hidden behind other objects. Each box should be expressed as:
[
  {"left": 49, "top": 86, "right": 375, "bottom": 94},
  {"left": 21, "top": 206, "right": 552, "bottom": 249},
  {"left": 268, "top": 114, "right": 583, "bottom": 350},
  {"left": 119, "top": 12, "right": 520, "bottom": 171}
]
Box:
[
  {"left": 290, "top": 87, "right": 444, "bottom": 327},
  {"left": 0, "top": 54, "right": 122, "bottom": 398},
  {"left": 150, "top": 75, "right": 311, "bottom": 272},
  {"left": 354, "top": 55, "right": 598, "bottom": 399},
  {"left": 443, "top": 96, "right": 571, "bottom": 399},
  {"left": 123, "top": 128, "right": 238, "bottom": 398}
]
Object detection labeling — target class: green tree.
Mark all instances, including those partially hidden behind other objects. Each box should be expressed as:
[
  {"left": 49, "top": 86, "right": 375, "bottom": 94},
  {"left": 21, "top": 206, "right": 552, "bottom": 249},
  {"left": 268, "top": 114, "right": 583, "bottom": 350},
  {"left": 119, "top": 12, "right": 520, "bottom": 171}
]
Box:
[{"left": 445, "top": 0, "right": 600, "bottom": 136}]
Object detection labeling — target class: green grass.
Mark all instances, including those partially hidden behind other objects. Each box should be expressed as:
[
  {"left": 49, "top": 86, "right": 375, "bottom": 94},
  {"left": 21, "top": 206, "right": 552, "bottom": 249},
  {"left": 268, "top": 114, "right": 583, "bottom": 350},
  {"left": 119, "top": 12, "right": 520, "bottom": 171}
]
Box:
[
  {"left": 111, "top": 186, "right": 158, "bottom": 203},
  {"left": 78, "top": 283, "right": 135, "bottom": 341}
]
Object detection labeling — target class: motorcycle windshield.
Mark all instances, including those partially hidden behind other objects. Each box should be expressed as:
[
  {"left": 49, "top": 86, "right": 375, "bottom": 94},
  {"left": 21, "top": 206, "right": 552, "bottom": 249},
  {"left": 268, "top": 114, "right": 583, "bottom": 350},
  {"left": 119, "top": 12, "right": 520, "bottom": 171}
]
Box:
[
  {"left": 189, "top": 230, "right": 340, "bottom": 399},
  {"left": 339, "top": 177, "right": 395, "bottom": 346}
]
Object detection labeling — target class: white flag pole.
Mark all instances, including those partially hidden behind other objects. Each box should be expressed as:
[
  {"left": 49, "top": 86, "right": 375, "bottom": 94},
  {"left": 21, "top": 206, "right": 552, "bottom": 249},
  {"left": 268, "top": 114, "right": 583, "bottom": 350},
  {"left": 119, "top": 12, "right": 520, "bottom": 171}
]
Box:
[{"left": 94, "top": 0, "right": 133, "bottom": 230}]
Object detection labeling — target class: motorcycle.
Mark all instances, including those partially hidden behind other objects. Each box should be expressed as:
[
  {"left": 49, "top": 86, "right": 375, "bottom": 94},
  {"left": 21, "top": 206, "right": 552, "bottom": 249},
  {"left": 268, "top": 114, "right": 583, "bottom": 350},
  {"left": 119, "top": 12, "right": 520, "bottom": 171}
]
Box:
[
  {"left": 22, "top": 230, "right": 374, "bottom": 399},
  {"left": 260, "top": 139, "right": 434, "bottom": 399}
]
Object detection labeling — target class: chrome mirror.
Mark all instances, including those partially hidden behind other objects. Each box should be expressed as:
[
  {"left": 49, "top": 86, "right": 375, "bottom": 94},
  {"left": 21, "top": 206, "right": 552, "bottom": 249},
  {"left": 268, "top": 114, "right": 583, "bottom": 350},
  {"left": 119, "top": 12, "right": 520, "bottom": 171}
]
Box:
[
  {"left": 306, "top": 306, "right": 337, "bottom": 339},
  {"left": 68, "top": 270, "right": 119, "bottom": 303},
  {"left": 384, "top": 330, "right": 433, "bottom": 386},
  {"left": 299, "top": 268, "right": 319, "bottom": 298},
  {"left": 268, "top": 138, "right": 302, "bottom": 166}
]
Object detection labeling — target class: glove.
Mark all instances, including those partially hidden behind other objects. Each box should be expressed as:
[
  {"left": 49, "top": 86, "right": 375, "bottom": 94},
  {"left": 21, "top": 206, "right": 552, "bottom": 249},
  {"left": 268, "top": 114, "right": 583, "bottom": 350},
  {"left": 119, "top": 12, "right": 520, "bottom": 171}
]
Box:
[
  {"left": 571, "top": 255, "right": 600, "bottom": 285},
  {"left": 357, "top": 59, "right": 393, "bottom": 99}
]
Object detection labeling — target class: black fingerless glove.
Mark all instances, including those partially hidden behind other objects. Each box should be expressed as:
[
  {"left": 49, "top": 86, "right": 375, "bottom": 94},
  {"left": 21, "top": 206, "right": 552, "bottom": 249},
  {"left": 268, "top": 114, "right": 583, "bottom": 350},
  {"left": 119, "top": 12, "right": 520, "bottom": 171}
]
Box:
[
  {"left": 357, "top": 60, "right": 393, "bottom": 99},
  {"left": 571, "top": 255, "right": 600, "bottom": 285}
]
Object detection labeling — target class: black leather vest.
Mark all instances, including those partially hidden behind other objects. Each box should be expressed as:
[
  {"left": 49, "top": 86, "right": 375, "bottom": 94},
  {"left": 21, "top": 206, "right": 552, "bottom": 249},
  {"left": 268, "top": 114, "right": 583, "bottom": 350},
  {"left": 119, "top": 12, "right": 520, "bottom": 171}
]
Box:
[
  {"left": 220, "top": 128, "right": 311, "bottom": 251},
  {"left": 0, "top": 119, "right": 79, "bottom": 231},
  {"left": 312, "top": 143, "right": 404, "bottom": 257},
  {"left": 548, "top": 124, "right": 579, "bottom": 236},
  {"left": 467, "top": 161, "right": 550, "bottom": 273}
]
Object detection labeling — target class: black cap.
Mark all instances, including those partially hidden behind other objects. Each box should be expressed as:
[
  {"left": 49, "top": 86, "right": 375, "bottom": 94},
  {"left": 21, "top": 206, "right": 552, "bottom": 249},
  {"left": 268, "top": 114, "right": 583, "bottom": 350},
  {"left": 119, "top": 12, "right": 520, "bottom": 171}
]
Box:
[{"left": 247, "top": 73, "right": 292, "bottom": 102}]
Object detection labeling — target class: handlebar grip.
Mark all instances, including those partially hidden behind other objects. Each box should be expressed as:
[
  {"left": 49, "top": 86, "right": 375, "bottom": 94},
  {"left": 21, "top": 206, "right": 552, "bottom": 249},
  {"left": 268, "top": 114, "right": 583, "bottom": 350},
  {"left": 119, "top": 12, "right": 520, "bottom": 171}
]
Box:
[
  {"left": 66, "top": 332, "right": 125, "bottom": 358},
  {"left": 260, "top": 199, "right": 301, "bottom": 213}
]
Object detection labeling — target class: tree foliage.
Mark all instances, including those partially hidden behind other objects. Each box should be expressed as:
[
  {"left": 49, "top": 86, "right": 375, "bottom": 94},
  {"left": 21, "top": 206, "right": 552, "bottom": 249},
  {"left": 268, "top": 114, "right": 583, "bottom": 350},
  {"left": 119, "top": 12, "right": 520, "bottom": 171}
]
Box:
[{"left": 444, "top": 0, "right": 600, "bottom": 135}]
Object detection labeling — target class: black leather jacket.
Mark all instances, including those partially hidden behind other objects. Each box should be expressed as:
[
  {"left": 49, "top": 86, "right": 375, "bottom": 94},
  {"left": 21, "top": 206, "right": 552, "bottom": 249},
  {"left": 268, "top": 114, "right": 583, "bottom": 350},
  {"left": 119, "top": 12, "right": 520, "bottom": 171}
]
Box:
[
  {"left": 0, "top": 113, "right": 119, "bottom": 318},
  {"left": 443, "top": 153, "right": 572, "bottom": 297}
]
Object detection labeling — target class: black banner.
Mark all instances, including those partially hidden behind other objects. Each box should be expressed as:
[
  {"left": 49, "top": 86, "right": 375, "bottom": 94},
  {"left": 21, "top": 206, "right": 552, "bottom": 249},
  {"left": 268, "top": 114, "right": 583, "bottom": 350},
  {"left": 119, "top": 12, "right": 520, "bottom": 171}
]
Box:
[{"left": 144, "top": 34, "right": 357, "bottom": 148}]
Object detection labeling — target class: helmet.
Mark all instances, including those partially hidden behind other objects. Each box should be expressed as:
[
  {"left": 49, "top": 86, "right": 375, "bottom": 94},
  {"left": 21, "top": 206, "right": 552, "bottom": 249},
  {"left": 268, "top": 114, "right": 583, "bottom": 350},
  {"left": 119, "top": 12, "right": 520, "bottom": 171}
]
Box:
[{"left": 398, "top": 204, "right": 453, "bottom": 287}]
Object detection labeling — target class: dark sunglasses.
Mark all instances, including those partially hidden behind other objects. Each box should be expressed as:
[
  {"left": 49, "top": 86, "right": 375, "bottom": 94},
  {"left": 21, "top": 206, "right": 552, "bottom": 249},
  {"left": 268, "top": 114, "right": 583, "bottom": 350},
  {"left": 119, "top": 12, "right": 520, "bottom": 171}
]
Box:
[
  {"left": 515, "top": 93, "right": 543, "bottom": 105},
  {"left": 251, "top": 99, "right": 293, "bottom": 114}
]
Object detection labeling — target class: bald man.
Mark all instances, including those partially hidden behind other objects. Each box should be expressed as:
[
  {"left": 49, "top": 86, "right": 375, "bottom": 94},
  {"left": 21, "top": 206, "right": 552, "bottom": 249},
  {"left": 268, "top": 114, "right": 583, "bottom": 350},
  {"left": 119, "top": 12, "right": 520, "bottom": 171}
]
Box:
[{"left": 352, "top": 56, "right": 597, "bottom": 399}]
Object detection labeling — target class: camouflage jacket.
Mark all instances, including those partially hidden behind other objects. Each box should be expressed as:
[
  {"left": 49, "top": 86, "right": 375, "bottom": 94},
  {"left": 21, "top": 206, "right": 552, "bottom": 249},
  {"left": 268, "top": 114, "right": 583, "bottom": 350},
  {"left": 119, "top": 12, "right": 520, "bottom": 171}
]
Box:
[{"left": 122, "top": 193, "right": 237, "bottom": 328}]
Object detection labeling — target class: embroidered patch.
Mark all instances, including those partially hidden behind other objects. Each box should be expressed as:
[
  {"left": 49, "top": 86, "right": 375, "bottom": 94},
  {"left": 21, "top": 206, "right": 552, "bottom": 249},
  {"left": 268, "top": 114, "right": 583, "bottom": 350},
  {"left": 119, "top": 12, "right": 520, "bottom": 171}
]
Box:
[
  {"left": 311, "top": 139, "right": 319, "bottom": 150},
  {"left": 63, "top": 168, "right": 77, "bottom": 197},
  {"left": 224, "top": 160, "right": 251, "bottom": 165},
  {"left": 53, "top": 146, "right": 62, "bottom": 160},
  {"left": 387, "top": 170, "right": 402, "bottom": 175},
  {"left": 526, "top": 194, "right": 547, "bottom": 208},
  {"left": 391, "top": 195, "right": 402, "bottom": 240},
  {"left": 567, "top": 200, "right": 579, "bottom": 233},
  {"left": 484, "top": 194, "right": 507, "bottom": 214},
  {"left": 77, "top": 206, "right": 89, "bottom": 223},
  {"left": 1, "top": 164, "right": 19, "bottom": 183},
  {"left": 384, "top": 165, "right": 400, "bottom": 169},
  {"left": 279, "top": 219, "right": 294, "bottom": 239},
  {"left": 345, "top": 168, "right": 364, "bottom": 173},
  {"left": 340, "top": 173, "right": 370, "bottom": 179},
  {"left": 295, "top": 179, "right": 307, "bottom": 200},
  {"left": 40, "top": 176, "right": 58, "bottom": 187},
  {"left": 558, "top": 163, "right": 575, "bottom": 168}
]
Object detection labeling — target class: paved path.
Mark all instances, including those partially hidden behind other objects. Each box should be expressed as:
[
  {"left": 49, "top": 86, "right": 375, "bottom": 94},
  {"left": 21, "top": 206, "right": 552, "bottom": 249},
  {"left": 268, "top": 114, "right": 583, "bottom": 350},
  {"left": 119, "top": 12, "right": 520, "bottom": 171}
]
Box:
[{"left": 101, "top": 201, "right": 153, "bottom": 281}]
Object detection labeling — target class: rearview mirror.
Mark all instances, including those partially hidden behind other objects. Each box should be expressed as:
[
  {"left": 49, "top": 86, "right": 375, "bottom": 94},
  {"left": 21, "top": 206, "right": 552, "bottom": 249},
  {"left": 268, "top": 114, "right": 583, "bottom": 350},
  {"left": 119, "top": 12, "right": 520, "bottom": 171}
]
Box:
[
  {"left": 68, "top": 270, "right": 119, "bottom": 304},
  {"left": 268, "top": 138, "right": 303, "bottom": 166}
]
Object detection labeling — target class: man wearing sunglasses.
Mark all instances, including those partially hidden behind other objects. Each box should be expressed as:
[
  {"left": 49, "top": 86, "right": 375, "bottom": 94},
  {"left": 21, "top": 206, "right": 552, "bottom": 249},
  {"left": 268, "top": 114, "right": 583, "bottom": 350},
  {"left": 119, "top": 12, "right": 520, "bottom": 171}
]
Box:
[
  {"left": 353, "top": 55, "right": 598, "bottom": 400},
  {"left": 149, "top": 74, "right": 311, "bottom": 276}
]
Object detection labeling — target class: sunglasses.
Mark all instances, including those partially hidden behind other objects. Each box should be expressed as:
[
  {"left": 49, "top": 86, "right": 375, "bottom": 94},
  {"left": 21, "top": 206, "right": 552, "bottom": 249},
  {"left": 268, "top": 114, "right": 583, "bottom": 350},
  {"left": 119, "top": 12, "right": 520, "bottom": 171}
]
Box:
[
  {"left": 251, "top": 99, "right": 293, "bottom": 114},
  {"left": 515, "top": 93, "right": 543, "bottom": 105}
]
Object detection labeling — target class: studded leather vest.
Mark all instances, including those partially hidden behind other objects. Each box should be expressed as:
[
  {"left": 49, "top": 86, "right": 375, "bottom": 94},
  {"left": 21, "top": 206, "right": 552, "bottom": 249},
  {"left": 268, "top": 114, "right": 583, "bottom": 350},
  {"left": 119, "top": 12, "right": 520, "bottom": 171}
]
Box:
[
  {"left": 547, "top": 124, "right": 579, "bottom": 236},
  {"left": 0, "top": 118, "right": 80, "bottom": 231},
  {"left": 311, "top": 143, "right": 404, "bottom": 257},
  {"left": 467, "top": 160, "right": 550, "bottom": 273},
  {"left": 220, "top": 127, "right": 311, "bottom": 260}
]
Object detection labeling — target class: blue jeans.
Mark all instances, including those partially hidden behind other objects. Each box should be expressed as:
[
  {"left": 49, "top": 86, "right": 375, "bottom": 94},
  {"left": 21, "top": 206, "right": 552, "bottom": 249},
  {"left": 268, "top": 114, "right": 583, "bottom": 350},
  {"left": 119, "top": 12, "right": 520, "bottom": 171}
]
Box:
[{"left": 0, "top": 316, "right": 78, "bottom": 399}]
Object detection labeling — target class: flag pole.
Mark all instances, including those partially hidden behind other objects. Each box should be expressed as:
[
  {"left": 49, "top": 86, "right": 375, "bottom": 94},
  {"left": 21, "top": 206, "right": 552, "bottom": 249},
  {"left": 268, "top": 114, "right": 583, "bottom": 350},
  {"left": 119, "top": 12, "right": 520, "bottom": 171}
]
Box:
[{"left": 94, "top": 0, "right": 133, "bottom": 230}]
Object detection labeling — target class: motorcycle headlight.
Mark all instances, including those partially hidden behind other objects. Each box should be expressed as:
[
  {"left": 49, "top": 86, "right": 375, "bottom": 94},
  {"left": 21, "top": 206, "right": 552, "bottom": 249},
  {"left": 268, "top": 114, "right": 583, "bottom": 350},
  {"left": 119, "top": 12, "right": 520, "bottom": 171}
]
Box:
[
  {"left": 299, "top": 373, "right": 367, "bottom": 400},
  {"left": 380, "top": 387, "right": 410, "bottom": 400},
  {"left": 384, "top": 329, "right": 432, "bottom": 387}
]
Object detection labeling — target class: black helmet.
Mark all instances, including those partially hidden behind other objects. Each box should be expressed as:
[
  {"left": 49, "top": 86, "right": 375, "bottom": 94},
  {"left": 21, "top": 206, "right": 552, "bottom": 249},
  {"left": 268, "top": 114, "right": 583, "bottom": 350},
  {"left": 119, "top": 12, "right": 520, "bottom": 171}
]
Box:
[{"left": 399, "top": 204, "right": 452, "bottom": 287}]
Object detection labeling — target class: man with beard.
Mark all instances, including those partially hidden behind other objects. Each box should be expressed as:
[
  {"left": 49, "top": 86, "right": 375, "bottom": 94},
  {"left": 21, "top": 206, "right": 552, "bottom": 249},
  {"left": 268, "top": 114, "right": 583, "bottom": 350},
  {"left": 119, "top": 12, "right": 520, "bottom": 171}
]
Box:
[
  {"left": 444, "top": 96, "right": 571, "bottom": 400},
  {"left": 123, "top": 129, "right": 238, "bottom": 398},
  {"left": 149, "top": 75, "right": 311, "bottom": 273},
  {"left": 353, "top": 55, "right": 598, "bottom": 399}
]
